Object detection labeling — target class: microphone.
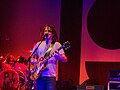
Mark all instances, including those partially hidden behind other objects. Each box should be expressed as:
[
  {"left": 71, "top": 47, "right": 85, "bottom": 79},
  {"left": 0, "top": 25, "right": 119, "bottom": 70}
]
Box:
[{"left": 44, "top": 34, "right": 48, "bottom": 38}]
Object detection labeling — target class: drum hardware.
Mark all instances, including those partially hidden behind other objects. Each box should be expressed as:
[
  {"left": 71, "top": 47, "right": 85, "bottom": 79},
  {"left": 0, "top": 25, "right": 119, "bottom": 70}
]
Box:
[
  {"left": 17, "top": 70, "right": 28, "bottom": 90},
  {"left": 24, "top": 79, "right": 34, "bottom": 90}
]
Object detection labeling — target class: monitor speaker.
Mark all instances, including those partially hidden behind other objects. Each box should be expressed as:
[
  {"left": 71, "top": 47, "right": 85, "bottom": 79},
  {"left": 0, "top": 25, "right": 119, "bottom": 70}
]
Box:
[{"left": 77, "top": 85, "right": 104, "bottom": 90}]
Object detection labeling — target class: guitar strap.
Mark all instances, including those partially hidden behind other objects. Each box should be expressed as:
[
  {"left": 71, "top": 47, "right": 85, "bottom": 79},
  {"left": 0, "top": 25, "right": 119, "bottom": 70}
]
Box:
[{"left": 43, "top": 43, "right": 55, "bottom": 65}]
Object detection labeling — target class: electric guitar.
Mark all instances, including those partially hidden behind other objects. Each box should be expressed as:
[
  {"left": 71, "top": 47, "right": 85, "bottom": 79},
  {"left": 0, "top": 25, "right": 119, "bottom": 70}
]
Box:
[{"left": 30, "top": 41, "right": 70, "bottom": 80}]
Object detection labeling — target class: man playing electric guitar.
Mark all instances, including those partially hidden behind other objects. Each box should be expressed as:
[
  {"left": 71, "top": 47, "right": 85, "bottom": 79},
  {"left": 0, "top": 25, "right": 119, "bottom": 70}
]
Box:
[{"left": 30, "top": 25, "right": 68, "bottom": 90}]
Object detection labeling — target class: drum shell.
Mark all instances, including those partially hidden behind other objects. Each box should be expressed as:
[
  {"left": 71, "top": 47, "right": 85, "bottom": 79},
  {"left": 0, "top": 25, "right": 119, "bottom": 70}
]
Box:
[{"left": 0, "top": 69, "right": 19, "bottom": 90}]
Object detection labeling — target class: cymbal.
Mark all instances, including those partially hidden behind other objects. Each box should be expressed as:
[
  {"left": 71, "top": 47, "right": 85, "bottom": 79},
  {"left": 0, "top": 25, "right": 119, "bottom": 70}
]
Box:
[
  {"left": 23, "top": 50, "right": 32, "bottom": 53},
  {"left": 0, "top": 56, "right": 5, "bottom": 62}
]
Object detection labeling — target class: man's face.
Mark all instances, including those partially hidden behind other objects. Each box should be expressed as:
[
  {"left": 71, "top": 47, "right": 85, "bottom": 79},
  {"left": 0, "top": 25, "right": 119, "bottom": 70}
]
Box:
[{"left": 44, "top": 26, "right": 52, "bottom": 39}]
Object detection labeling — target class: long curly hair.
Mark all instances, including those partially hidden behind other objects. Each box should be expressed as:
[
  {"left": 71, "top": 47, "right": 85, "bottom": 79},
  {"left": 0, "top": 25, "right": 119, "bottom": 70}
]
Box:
[{"left": 40, "top": 25, "right": 58, "bottom": 43}]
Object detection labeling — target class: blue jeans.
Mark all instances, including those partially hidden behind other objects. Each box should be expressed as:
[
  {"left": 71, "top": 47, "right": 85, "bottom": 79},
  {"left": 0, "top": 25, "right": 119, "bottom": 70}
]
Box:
[{"left": 36, "top": 76, "right": 56, "bottom": 90}]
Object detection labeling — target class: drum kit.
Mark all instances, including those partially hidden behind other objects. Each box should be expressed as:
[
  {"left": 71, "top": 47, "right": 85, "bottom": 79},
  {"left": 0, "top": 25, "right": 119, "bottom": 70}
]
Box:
[{"left": 0, "top": 55, "right": 32, "bottom": 90}]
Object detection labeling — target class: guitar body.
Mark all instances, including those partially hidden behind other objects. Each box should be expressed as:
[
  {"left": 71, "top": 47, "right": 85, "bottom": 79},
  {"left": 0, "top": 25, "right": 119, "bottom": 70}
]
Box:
[{"left": 30, "top": 57, "right": 46, "bottom": 80}]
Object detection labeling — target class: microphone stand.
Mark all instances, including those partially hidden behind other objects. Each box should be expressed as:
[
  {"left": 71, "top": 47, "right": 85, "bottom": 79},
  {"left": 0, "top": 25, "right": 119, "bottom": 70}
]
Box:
[{"left": 26, "top": 41, "right": 42, "bottom": 90}]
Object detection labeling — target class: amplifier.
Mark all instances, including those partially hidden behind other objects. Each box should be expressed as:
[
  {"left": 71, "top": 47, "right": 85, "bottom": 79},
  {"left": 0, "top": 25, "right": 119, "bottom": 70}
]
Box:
[
  {"left": 108, "top": 81, "right": 120, "bottom": 90},
  {"left": 109, "top": 70, "right": 120, "bottom": 81},
  {"left": 77, "top": 85, "right": 104, "bottom": 90}
]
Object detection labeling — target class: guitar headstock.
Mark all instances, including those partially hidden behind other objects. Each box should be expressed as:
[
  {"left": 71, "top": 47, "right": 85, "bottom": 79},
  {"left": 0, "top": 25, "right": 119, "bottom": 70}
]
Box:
[{"left": 62, "top": 41, "right": 71, "bottom": 50}]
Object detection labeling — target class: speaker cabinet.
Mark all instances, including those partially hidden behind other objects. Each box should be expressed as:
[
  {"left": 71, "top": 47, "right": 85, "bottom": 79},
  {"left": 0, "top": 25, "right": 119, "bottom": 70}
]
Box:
[{"left": 108, "top": 81, "right": 120, "bottom": 90}]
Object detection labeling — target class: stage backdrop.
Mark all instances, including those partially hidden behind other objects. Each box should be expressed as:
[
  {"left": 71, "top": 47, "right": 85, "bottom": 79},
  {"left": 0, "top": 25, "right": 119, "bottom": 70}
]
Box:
[
  {"left": 0, "top": 0, "right": 61, "bottom": 58},
  {"left": 80, "top": 0, "right": 120, "bottom": 84}
]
